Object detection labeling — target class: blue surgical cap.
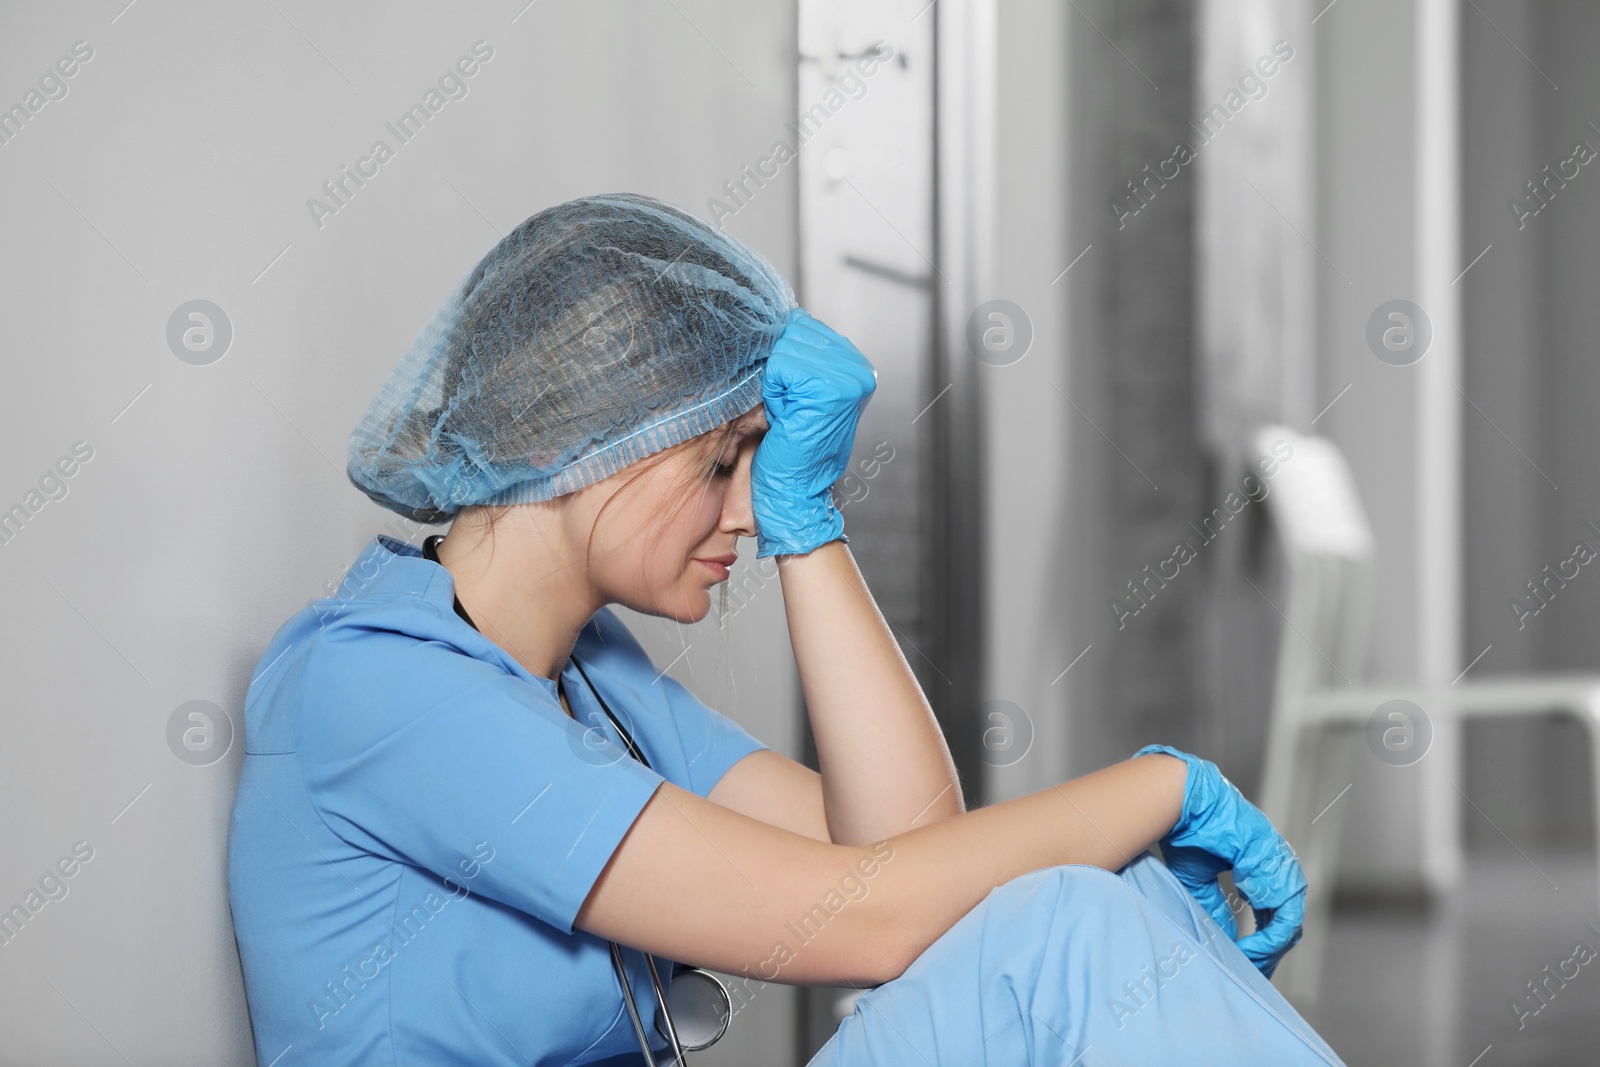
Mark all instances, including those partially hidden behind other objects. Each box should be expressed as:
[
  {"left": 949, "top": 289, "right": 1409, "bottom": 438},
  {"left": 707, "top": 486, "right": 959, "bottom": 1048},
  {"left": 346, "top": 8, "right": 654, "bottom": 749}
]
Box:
[{"left": 347, "top": 192, "right": 797, "bottom": 523}]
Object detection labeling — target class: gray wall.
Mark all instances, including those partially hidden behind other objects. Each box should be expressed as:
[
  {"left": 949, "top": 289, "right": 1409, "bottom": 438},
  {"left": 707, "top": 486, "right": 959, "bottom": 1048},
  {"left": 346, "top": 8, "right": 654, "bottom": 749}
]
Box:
[{"left": 0, "top": 3, "right": 801, "bottom": 1063}]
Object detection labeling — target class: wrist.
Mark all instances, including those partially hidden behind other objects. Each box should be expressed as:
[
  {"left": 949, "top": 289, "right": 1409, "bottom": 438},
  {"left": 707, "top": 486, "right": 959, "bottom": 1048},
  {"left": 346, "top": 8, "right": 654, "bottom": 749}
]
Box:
[
  {"left": 769, "top": 539, "right": 851, "bottom": 584},
  {"left": 1131, "top": 745, "right": 1193, "bottom": 836},
  {"left": 754, "top": 493, "right": 847, "bottom": 558}
]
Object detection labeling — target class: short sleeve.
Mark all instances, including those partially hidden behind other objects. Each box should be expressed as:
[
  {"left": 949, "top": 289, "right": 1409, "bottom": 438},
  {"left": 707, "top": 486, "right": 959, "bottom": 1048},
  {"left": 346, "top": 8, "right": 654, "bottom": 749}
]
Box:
[
  {"left": 587, "top": 608, "right": 770, "bottom": 798},
  {"left": 296, "top": 629, "right": 665, "bottom": 936}
]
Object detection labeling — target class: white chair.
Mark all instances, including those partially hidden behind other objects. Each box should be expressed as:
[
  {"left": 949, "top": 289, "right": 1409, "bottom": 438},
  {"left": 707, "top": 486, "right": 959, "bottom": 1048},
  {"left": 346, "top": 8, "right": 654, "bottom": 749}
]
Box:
[{"left": 1251, "top": 424, "right": 1600, "bottom": 1006}]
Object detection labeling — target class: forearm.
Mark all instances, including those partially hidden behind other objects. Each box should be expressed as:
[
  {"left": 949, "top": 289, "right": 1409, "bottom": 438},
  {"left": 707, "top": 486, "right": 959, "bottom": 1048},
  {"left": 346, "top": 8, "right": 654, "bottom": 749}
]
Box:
[
  {"left": 856, "top": 752, "right": 1186, "bottom": 980},
  {"left": 777, "top": 538, "right": 964, "bottom": 844},
  {"left": 579, "top": 753, "right": 1185, "bottom": 987}
]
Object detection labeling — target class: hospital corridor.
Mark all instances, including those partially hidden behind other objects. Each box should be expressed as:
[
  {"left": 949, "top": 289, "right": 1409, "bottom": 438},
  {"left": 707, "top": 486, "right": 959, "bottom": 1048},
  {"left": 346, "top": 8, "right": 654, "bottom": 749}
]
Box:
[{"left": 3, "top": 1, "right": 1600, "bottom": 1064}]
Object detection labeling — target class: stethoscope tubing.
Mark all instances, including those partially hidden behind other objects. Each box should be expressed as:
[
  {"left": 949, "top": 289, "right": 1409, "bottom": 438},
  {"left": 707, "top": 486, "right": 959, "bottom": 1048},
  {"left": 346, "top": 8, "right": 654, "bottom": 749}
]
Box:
[{"left": 569, "top": 656, "right": 691, "bottom": 1067}]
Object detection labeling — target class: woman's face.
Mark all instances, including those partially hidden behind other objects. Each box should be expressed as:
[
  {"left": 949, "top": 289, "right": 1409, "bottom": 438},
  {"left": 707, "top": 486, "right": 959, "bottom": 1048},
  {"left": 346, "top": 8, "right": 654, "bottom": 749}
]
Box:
[{"left": 583, "top": 407, "right": 768, "bottom": 623}]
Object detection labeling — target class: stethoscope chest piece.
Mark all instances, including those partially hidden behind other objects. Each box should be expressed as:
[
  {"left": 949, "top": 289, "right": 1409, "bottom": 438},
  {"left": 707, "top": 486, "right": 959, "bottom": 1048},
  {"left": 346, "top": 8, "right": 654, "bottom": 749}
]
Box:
[{"left": 654, "top": 966, "right": 732, "bottom": 1052}]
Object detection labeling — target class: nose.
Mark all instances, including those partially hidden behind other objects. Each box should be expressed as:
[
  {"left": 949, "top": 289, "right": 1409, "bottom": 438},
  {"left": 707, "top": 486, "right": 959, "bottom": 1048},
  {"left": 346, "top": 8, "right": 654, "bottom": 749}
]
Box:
[{"left": 718, "top": 440, "right": 759, "bottom": 540}]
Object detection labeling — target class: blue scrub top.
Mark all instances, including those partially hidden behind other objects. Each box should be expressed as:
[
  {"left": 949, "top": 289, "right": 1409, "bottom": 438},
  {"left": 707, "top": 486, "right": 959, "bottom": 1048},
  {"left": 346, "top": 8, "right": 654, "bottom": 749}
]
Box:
[{"left": 227, "top": 535, "right": 770, "bottom": 1066}]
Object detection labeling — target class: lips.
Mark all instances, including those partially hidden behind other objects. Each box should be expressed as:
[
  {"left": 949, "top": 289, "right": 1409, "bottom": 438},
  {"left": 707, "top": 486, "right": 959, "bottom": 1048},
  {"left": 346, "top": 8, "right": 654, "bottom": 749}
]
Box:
[{"left": 696, "top": 553, "right": 738, "bottom": 567}]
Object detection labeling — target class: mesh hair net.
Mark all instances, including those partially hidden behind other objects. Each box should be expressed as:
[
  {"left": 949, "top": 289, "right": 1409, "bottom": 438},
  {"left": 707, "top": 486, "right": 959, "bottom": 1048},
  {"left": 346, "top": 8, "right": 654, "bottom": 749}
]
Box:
[{"left": 347, "top": 192, "right": 797, "bottom": 523}]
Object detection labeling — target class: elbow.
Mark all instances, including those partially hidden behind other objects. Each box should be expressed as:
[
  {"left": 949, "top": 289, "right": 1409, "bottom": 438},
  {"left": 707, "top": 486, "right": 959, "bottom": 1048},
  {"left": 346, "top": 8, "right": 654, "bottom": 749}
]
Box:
[
  {"left": 825, "top": 912, "right": 908, "bottom": 985},
  {"left": 852, "top": 875, "right": 927, "bottom": 985},
  {"left": 762, "top": 894, "right": 910, "bottom": 986},
  {"left": 855, "top": 900, "right": 921, "bottom": 985},
  {"left": 817, "top": 843, "right": 922, "bottom": 985}
]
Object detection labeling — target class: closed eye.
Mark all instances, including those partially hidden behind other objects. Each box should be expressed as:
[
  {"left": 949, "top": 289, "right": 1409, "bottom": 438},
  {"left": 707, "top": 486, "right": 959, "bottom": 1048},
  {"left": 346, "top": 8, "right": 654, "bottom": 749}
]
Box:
[{"left": 715, "top": 433, "right": 760, "bottom": 479}]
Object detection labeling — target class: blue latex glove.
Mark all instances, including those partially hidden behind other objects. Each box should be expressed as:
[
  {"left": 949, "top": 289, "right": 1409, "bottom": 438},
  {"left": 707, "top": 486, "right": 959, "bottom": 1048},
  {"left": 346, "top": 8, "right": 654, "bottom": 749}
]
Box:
[
  {"left": 750, "top": 308, "right": 878, "bottom": 558},
  {"left": 1132, "top": 743, "right": 1309, "bottom": 979}
]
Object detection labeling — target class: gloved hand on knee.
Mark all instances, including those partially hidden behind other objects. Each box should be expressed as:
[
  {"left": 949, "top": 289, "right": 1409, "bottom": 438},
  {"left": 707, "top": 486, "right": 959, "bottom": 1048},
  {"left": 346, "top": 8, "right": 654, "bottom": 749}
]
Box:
[
  {"left": 1131, "top": 743, "right": 1309, "bottom": 979},
  {"left": 750, "top": 308, "right": 878, "bottom": 558}
]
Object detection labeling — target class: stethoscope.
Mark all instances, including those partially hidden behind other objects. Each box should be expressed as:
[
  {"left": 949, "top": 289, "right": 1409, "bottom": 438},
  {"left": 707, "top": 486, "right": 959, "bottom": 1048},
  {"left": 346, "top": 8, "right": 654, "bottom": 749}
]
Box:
[{"left": 421, "top": 537, "right": 732, "bottom": 1066}]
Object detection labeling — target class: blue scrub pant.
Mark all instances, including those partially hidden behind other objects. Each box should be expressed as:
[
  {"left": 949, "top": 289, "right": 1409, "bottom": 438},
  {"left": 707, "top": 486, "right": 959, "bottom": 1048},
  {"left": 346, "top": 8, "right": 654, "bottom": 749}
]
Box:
[{"left": 806, "top": 852, "right": 1346, "bottom": 1066}]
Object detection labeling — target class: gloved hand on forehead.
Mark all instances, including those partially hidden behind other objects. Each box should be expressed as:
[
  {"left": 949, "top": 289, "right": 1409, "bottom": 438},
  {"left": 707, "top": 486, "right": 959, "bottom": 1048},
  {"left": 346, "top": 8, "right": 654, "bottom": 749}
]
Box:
[
  {"left": 1132, "top": 743, "right": 1309, "bottom": 980},
  {"left": 751, "top": 308, "right": 878, "bottom": 558}
]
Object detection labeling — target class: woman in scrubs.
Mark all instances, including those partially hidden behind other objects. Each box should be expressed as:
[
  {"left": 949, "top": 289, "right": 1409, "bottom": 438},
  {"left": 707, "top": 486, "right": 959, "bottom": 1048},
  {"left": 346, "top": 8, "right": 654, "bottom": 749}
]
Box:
[{"left": 227, "top": 192, "right": 1344, "bottom": 1065}]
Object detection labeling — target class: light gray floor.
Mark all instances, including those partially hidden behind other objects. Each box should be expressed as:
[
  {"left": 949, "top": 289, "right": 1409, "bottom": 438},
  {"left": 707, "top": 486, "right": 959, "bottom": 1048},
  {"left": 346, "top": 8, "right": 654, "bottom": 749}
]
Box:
[{"left": 1306, "top": 848, "right": 1600, "bottom": 1066}]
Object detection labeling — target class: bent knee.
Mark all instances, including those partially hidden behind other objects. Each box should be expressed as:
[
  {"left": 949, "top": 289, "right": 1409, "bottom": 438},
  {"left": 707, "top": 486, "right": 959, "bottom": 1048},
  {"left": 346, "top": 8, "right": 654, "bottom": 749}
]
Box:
[
  {"left": 964, "top": 864, "right": 1175, "bottom": 979},
  {"left": 984, "top": 862, "right": 1138, "bottom": 917}
]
